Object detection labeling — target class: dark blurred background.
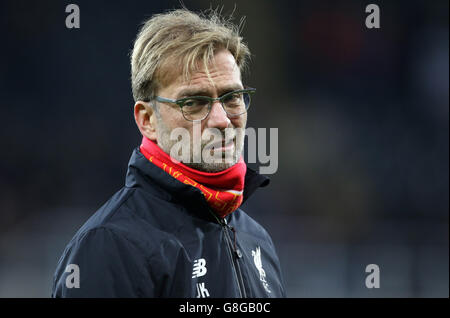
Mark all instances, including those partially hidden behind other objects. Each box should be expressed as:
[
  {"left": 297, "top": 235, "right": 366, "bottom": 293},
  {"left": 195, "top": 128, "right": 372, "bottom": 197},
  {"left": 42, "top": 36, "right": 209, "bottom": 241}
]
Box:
[{"left": 0, "top": 0, "right": 448, "bottom": 297}]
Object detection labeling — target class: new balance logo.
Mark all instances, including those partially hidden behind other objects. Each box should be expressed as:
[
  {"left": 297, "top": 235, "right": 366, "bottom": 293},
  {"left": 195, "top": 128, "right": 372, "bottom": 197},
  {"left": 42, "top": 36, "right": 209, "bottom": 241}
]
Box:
[
  {"left": 192, "top": 258, "right": 209, "bottom": 298},
  {"left": 192, "top": 258, "right": 207, "bottom": 278}
]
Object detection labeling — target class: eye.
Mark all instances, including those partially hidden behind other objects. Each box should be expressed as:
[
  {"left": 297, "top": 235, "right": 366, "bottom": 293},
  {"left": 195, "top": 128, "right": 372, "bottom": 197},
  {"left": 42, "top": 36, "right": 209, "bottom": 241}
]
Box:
[
  {"left": 183, "top": 99, "right": 197, "bottom": 107},
  {"left": 223, "top": 92, "right": 242, "bottom": 105},
  {"left": 181, "top": 98, "right": 209, "bottom": 113}
]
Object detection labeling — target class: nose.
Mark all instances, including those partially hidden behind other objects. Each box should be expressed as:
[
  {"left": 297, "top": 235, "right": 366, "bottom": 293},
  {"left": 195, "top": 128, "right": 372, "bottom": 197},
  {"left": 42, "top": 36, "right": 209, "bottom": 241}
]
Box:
[{"left": 205, "top": 100, "right": 230, "bottom": 129}]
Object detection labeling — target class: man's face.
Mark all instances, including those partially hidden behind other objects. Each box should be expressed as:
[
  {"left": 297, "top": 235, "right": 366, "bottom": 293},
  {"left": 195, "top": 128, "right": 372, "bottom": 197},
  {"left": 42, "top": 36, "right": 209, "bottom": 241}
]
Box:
[{"left": 153, "top": 49, "right": 247, "bottom": 172}]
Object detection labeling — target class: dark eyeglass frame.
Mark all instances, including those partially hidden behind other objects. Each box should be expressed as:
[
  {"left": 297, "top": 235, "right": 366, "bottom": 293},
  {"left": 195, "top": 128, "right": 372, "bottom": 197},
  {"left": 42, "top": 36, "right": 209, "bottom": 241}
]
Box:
[{"left": 147, "top": 87, "right": 256, "bottom": 121}]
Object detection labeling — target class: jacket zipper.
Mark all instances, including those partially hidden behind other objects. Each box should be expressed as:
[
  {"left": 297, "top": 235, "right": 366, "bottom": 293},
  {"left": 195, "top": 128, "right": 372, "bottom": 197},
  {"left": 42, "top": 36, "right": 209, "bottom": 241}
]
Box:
[
  {"left": 205, "top": 208, "right": 247, "bottom": 298},
  {"left": 219, "top": 217, "right": 247, "bottom": 298}
]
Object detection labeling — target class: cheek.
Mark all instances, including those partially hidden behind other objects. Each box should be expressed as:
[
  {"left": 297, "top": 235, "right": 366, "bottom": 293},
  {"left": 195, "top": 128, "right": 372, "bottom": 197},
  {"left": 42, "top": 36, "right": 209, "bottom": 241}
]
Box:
[{"left": 159, "top": 107, "right": 186, "bottom": 130}]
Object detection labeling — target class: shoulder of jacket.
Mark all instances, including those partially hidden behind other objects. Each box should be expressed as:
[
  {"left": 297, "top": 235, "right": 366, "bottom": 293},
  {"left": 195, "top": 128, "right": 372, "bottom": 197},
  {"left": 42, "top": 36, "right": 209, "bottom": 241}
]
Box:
[
  {"left": 64, "top": 220, "right": 186, "bottom": 264},
  {"left": 63, "top": 225, "right": 124, "bottom": 254},
  {"left": 231, "top": 209, "right": 274, "bottom": 243}
]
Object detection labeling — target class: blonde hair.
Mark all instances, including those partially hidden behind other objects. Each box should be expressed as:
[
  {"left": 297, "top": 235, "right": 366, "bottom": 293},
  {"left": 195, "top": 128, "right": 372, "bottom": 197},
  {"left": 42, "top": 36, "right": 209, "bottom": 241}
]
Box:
[{"left": 130, "top": 8, "right": 251, "bottom": 102}]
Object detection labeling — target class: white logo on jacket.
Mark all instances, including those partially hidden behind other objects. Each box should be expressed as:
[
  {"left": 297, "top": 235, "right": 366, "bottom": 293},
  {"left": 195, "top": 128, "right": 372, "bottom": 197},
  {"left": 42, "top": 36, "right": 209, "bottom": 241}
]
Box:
[
  {"left": 192, "top": 258, "right": 210, "bottom": 298},
  {"left": 251, "top": 246, "right": 271, "bottom": 293},
  {"left": 192, "top": 258, "right": 207, "bottom": 278}
]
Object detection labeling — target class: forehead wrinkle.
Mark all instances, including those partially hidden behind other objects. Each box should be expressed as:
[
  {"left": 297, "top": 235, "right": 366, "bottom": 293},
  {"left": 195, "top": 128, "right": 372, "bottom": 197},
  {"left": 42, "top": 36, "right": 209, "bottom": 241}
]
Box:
[
  {"left": 161, "top": 50, "right": 242, "bottom": 98},
  {"left": 177, "top": 67, "right": 242, "bottom": 98},
  {"left": 181, "top": 50, "right": 241, "bottom": 85}
]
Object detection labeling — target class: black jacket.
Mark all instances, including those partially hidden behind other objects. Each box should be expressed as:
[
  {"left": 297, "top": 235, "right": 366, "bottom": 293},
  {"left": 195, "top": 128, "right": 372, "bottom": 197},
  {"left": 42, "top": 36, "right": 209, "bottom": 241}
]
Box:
[{"left": 52, "top": 148, "right": 286, "bottom": 298}]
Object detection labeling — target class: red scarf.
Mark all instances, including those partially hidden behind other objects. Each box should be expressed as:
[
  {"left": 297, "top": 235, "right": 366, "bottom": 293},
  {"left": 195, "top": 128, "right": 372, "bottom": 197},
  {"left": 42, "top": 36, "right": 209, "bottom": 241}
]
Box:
[{"left": 139, "top": 137, "right": 246, "bottom": 218}]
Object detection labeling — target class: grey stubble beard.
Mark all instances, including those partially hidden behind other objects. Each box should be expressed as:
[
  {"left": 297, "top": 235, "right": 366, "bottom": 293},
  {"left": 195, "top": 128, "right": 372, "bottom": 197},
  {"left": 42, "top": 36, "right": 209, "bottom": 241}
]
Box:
[{"left": 156, "top": 119, "right": 244, "bottom": 173}]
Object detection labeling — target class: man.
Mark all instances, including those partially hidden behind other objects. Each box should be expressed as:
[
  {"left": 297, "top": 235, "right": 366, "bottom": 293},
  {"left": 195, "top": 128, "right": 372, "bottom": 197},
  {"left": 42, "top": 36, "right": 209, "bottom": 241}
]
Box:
[{"left": 52, "top": 8, "right": 285, "bottom": 298}]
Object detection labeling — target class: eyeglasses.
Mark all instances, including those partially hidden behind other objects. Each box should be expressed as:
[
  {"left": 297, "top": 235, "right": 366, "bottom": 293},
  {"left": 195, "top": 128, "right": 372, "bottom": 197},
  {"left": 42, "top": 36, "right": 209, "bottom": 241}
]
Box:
[{"left": 150, "top": 88, "right": 256, "bottom": 121}]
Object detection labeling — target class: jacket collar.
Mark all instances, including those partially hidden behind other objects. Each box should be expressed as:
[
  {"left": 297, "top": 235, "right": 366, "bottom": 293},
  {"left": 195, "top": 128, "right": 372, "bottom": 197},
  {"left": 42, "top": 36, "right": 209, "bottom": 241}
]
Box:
[{"left": 125, "top": 148, "right": 270, "bottom": 217}]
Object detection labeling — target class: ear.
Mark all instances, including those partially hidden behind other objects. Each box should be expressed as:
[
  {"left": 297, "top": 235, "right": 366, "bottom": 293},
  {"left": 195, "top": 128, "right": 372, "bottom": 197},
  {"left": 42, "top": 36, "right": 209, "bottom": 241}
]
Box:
[{"left": 134, "top": 101, "right": 158, "bottom": 141}]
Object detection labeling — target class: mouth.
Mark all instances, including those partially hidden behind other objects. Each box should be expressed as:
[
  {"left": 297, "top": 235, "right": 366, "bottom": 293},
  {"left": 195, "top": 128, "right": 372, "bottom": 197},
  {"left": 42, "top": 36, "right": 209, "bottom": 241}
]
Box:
[{"left": 205, "top": 137, "right": 235, "bottom": 152}]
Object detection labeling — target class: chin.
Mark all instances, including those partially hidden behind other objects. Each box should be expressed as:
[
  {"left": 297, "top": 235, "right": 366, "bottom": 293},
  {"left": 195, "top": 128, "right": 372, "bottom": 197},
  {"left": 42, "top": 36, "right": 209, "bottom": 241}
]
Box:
[
  {"left": 185, "top": 161, "right": 235, "bottom": 173},
  {"left": 183, "top": 143, "right": 244, "bottom": 172}
]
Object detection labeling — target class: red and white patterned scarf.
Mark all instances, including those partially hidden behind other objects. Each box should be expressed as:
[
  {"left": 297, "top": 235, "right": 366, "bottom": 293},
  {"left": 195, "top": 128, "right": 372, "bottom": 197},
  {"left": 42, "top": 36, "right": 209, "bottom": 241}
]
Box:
[{"left": 140, "top": 136, "right": 246, "bottom": 218}]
